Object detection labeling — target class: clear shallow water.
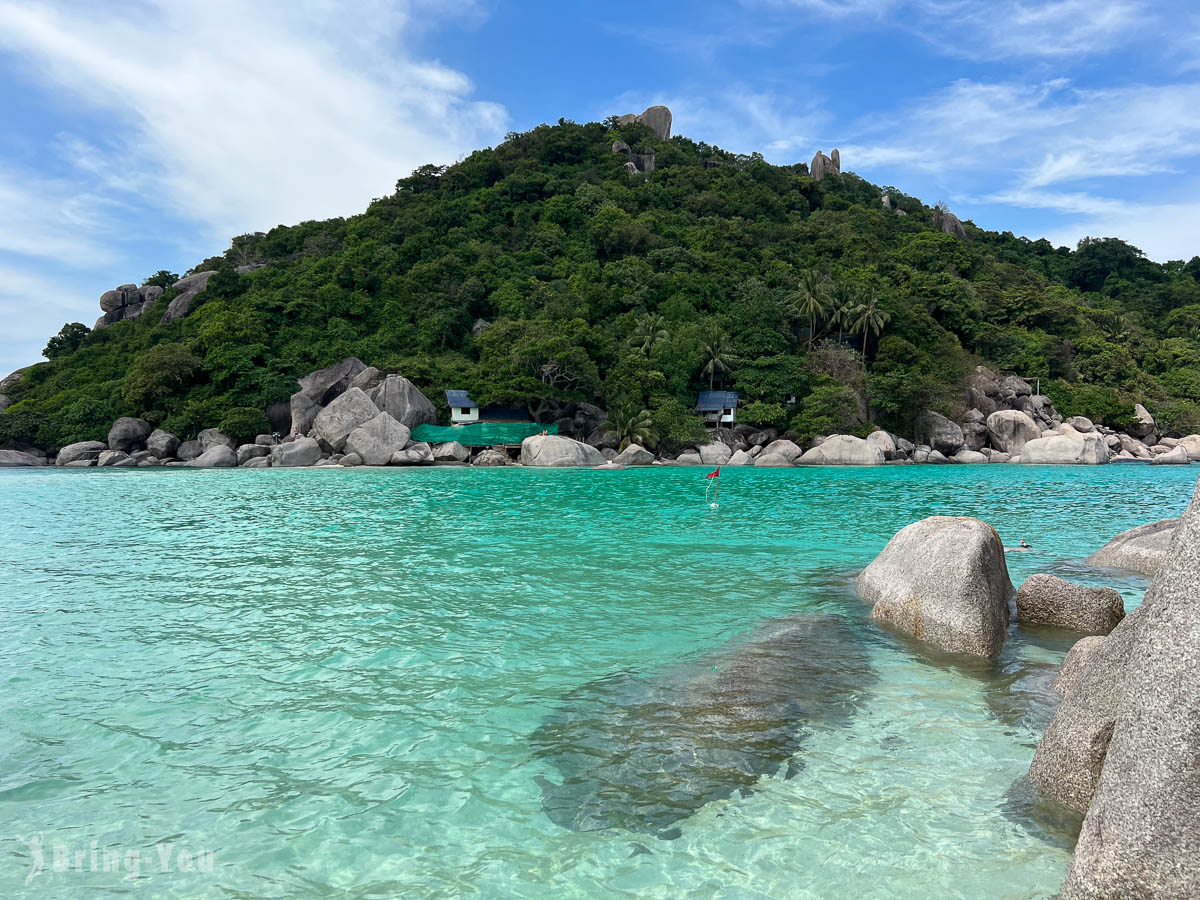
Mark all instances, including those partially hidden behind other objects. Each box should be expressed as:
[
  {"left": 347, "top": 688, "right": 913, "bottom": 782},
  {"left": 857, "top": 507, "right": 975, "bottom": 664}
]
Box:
[{"left": 1, "top": 463, "right": 1195, "bottom": 898}]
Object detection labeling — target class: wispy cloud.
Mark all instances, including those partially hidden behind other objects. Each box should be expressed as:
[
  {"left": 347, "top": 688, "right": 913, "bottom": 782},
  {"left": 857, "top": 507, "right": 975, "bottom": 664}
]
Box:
[
  {"left": 0, "top": 0, "right": 508, "bottom": 242},
  {"left": 753, "top": 0, "right": 1151, "bottom": 60}
]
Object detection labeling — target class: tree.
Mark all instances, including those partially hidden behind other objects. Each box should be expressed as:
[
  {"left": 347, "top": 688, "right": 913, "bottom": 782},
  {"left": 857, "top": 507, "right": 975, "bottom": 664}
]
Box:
[
  {"left": 602, "top": 404, "right": 658, "bottom": 450},
  {"left": 849, "top": 291, "right": 891, "bottom": 362},
  {"left": 786, "top": 269, "right": 829, "bottom": 349},
  {"left": 630, "top": 313, "right": 668, "bottom": 356},
  {"left": 143, "top": 269, "right": 180, "bottom": 289},
  {"left": 122, "top": 344, "right": 202, "bottom": 411},
  {"left": 43, "top": 323, "right": 90, "bottom": 359},
  {"left": 699, "top": 326, "right": 738, "bottom": 389},
  {"left": 828, "top": 282, "right": 857, "bottom": 343}
]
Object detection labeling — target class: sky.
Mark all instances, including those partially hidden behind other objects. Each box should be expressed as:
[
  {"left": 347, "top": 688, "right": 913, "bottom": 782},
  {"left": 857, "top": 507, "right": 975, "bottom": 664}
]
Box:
[{"left": 0, "top": 0, "right": 1198, "bottom": 375}]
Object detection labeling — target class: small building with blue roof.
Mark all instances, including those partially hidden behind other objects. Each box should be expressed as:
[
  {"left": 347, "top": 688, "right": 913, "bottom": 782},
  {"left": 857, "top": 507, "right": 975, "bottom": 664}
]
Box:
[{"left": 695, "top": 390, "right": 738, "bottom": 427}]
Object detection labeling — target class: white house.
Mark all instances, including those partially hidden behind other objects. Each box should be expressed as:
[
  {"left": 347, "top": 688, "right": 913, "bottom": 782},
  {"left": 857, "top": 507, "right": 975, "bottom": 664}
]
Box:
[
  {"left": 695, "top": 390, "right": 738, "bottom": 427},
  {"left": 445, "top": 390, "right": 479, "bottom": 425}
]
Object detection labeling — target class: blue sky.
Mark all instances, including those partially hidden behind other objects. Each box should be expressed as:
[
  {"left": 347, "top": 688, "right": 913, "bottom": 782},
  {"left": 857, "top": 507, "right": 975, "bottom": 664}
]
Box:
[{"left": 1, "top": 0, "right": 1198, "bottom": 375}]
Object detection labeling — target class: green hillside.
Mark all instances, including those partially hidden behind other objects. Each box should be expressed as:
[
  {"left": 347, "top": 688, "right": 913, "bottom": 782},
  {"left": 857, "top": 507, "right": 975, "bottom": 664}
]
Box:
[{"left": 4, "top": 115, "right": 1200, "bottom": 449}]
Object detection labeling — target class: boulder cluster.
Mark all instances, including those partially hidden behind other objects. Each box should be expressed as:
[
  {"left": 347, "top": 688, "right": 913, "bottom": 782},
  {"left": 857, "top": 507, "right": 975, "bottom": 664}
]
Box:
[
  {"left": 858, "top": 485, "right": 1200, "bottom": 894},
  {"left": 613, "top": 105, "right": 672, "bottom": 142},
  {"left": 93, "top": 271, "right": 220, "bottom": 330},
  {"left": 810, "top": 148, "right": 841, "bottom": 181}
]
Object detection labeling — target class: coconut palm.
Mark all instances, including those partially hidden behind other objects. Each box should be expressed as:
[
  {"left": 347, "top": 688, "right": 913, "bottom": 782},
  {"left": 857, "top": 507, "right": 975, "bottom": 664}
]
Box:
[
  {"left": 786, "top": 269, "right": 830, "bottom": 349},
  {"left": 849, "top": 291, "right": 891, "bottom": 361},
  {"left": 699, "top": 326, "right": 739, "bottom": 390},
  {"left": 629, "top": 313, "right": 668, "bottom": 356},
  {"left": 829, "top": 281, "right": 858, "bottom": 343},
  {"left": 603, "top": 404, "right": 658, "bottom": 450}
]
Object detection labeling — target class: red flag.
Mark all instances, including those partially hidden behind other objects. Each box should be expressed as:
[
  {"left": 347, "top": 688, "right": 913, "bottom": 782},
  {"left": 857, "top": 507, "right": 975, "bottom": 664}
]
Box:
[{"left": 706, "top": 466, "right": 721, "bottom": 479}]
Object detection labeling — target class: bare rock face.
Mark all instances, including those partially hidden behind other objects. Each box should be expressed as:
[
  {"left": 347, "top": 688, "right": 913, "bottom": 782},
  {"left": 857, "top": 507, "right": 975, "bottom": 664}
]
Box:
[
  {"left": 939, "top": 211, "right": 967, "bottom": 239},
  {"left": 858, "top": 516, "right": 1014, "bottom": 658},
  {"left": 344, "top": 411, "right": 411, "bottom": 466},
  {"left": 613, "top": 443, "right": 654, "bottom": 466},
  {"left": 797, "top": 434, "right": 885, "bottom": 465},
  {"left": 56, "top": 440, "right": 107, "bottom": 466},
  {"left": 520, "top": 434, "right": 604, "bottom": 467},
  {"left": 1020, "top": 425, "right": 1110, "bottom": 465},
  {"left": 1087, "top": 519, "right": 1179, "bottom": 576},
  {"left": 1054, "top": 636, "right": 1107, "bottom": 696},
  {"left": 915, "top": 411, "right": 964, "bottom": 456},
  {"left": 1061, "top": 477, "right": 1200, "bottom": 897},
  {"left": 297, "top": 357, "right": 367, "bottom": 405},
  {"left": 107, "top": 417, "right": 152, "bottom": 452},
  {"left": 986, "top": 410, "right": 1040, "bottom": 455},
  {"left": 1130, "top": 403, "right": 1156, "bottom": 440},
  {"left": 1028, "top": 609, "right": 1142, "bottom": 815},
  {"left": 367, "top": 375, "right": 436, "bottom": 430},
  {"left": 270, "top": 436, "right": 321, "bottom": 468},
  {"left": 94, "top": 282, "right": 165, "bottom": 329},
  {"left": 312, "top": 387, "right": 380, "bottom": 452},
  {"left": 615, "top": 105, "right": 672, "bottom": 141},
  {"left": 146, "top": 429, "right": 179, "bottom": 459},
  {"left": 1015, "top": 574, "right": 1125, "bottom": 634},
  {"left": 810, "top": 149, "right": 841, "bottom": 181},
  {"left": 162, "top": 271, "right": 218, "bottom": 323}
]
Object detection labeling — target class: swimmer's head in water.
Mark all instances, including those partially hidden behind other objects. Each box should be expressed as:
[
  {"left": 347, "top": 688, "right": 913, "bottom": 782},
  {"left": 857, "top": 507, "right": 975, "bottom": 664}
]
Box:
[{"left": 1019, "top": 539, "right": 1030, "bottom": 548}]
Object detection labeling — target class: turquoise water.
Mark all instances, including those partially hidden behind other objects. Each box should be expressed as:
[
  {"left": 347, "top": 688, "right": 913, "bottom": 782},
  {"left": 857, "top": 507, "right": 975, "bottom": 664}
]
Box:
[{"left": 1, "top": 464, "right": 1195, "bottom": 898}]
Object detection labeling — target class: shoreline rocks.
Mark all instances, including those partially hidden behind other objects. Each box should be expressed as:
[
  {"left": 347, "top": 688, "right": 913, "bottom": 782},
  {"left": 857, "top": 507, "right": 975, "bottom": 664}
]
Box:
[
  {"left": 1015, "top": 574, "right": 1125, "bottom": 634},
  {"left": 857, "top": 516, "right": 1014, "bottom": 658},
  {"left": 1086, "top": 519, "right": 1179, "bottom": 576},
  {"left": 520, "top": 434, "right": 605, "bottom": 467}
]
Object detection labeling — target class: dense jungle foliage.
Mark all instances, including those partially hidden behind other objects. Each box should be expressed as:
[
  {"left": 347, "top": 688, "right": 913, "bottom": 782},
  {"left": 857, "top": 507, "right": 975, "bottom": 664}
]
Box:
[{"left": 4, "top": 116, "right": 1200, "bottom": 449}]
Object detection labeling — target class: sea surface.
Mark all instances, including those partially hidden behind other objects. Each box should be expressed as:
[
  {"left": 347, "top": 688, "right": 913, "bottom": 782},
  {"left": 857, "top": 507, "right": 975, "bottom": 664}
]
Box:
[{"left": 1, "top": 463, "right": 1196, "bottom": 898}]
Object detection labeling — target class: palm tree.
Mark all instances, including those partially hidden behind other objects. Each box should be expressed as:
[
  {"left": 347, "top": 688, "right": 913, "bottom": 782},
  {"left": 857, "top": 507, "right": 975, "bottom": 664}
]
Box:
[
  {"left": 699, "top": 326, "right": 738, "bottom": 390},
  {"left": 849, "top": 291, "right": 890, "bottom": 361},
  {"left": 829, "top": 281, "right": 858, "bottom": 343},
  {"left": 786, "top": 269, "right": 829, "bottom": 349},
  {"left": 603, "top": 404, "right": 658, "bottom": 450},
  {"left": 629, "top": 313, "right": 668, "bottom": 356}
]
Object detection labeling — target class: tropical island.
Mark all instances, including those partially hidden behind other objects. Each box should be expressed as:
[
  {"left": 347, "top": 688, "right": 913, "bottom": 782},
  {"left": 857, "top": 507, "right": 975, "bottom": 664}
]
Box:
[{"left": 2, "top": 108, "right": 1200, "bottom": 470}]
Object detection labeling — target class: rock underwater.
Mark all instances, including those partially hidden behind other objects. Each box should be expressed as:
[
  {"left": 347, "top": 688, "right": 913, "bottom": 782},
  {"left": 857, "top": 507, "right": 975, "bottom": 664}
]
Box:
[{"left": 530, "top": 614, "right": 873, "bottom": 838}]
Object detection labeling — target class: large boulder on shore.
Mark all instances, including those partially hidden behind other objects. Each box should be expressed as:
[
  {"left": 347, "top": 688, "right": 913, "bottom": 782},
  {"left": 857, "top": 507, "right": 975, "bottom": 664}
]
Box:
[
  {"left": 1129, "top": 402, "right": 1156, "bottom": 440},
  {"left": 797, "top": 434, "right": 885, "bottom": 465},
  {"left": 614, "top": 443, "right": 654, "bottom": 466},
  {"left": 289, "top": 392, "right": 321, "bottom": 437},
  {"left": 270, "top": 436, "right": 321, "bottom": 467},
  {"left": 107, "top": 417, "right": 151, "bottom": 451},
  {"left": 698, "top": 442, "right": 732, "bottom": 466},
  {"left": 56, "top": 440, "right": 106, "bottom": 466},
  {"left": 473, "top": 449, "right": 508, "bottom": 466},
  {"left": 391, "top": 442, "right": 434, "bottom": 465},
  {"left": 986, "top": 410, "right": 1040, "bottom": 455},
  {"left": 187, "top": 445, "right": 237, "bottom": 468},
  {"left": 1086, "top": 518, "right": 1178, "bottom": 576},
  {"left": 857, "top": 516, "right": 1013, "bottom": 658},
  {"left": 1149, "top": 444, "right": 1191, "bottom": 465},
  {"left": 759, "top": 438, "right": 803, "bottom": 463},
  {"left": 236, "top": 444, "right": 270, "bottom": 465},
  {"left": 197, "top": 428, "right": 235, "bottom": 450},
  {"left": 915, "top": 411, "right": 964, "bottom": 456},
  {"left": 520, "top": 435, "right": 605, "bottom": 467},
  {"left": 0, "top": 449, "right": 45, "bottom": 466},
  {"left": 344, "top": 412, "right": 410, "bottom": 466},
  {"left": 432, "top": 441, "right": 470, "bottom": 463},
  {"left": 1020, "top": 425, "right": 1110, "bottom": 465},
  {"left": 1060, "top": 478, "right": 1200, "bottom": 897},
  {"left": 1015, "top": 574, "right": 1125, "bottom": 634},
  {"left": 367, "top": 375, "right": 436, "bottom": 430},
  {"left": 312, "top": 388, "right": 380, "bottom": 451},
  {"left": 146, "top": 429, "right": 179, "bottom": 459},
  {"left": 1178, "top": 433, "right": 1200, "bottom": 461},
  {"left": 297, "top": 357, "right": 366, "bottom": 405}
]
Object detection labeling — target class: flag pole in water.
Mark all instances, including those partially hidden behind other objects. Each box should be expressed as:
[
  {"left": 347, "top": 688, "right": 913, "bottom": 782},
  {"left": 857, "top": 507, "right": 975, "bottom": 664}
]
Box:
[{"left": 705, "top": 466, "right": 721, "bottom": 508}]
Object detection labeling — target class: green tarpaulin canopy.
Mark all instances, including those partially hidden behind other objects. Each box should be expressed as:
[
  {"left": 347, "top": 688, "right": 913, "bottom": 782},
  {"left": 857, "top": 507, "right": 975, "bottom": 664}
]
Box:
[{"left": 410, "top": 422, "right": 557, "bottom": 446}]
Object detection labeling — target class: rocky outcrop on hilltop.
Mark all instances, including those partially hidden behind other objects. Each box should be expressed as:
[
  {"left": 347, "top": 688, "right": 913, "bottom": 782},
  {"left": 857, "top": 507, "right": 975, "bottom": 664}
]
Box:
[
  {"left": 614, "top": 105, "right": 672, "bottom": 141},
  {"left": 93, "top": 271, "right": 221, "bottom": 329},
  {"left": 810, "top": 149, "right": 841, "bottom": 181},
  {"left": 611, "top": 139, "right": 656, "bottom": 175}
]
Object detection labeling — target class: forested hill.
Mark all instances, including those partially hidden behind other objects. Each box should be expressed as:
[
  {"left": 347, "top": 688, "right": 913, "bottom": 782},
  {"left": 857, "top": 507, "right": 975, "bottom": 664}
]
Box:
[{"left": 4, "top": 115, "right": 1200, "bottom": 450}]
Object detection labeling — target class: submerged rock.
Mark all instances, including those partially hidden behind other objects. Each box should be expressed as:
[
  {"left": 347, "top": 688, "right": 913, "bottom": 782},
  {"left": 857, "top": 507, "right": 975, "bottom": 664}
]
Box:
[
  {"left": 532, "top": 615, "right": 872, "bottom": 837},
  {"left": 858, "top": 516, "right": 1013, "bottom": 658},
  {"left": 1086, "top": 518, "right": 1178, "bottom": 576}
]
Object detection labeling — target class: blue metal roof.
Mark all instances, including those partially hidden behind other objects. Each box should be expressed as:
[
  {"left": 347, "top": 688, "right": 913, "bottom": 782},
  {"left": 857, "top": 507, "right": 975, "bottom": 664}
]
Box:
[
  {"left": 695, "top": 390, "right": 738, "bottom": 411},
  {"left": 445, "top": 389, "right": 477, "bottom": 408}
]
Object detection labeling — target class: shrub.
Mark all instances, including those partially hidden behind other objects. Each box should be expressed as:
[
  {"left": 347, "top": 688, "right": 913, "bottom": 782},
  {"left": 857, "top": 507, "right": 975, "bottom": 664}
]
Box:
[{"left": 217, "top": 407, "right": 270, "bottom": 444}]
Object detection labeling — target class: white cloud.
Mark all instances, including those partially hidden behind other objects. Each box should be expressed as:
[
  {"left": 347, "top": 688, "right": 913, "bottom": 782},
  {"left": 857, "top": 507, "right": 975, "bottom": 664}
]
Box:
[
  {"left": 755, "top": 0, "right": 1150, "bottom": 60},
  {"left": 0, "top": 0, "right": 508, "bottom": 242}
]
